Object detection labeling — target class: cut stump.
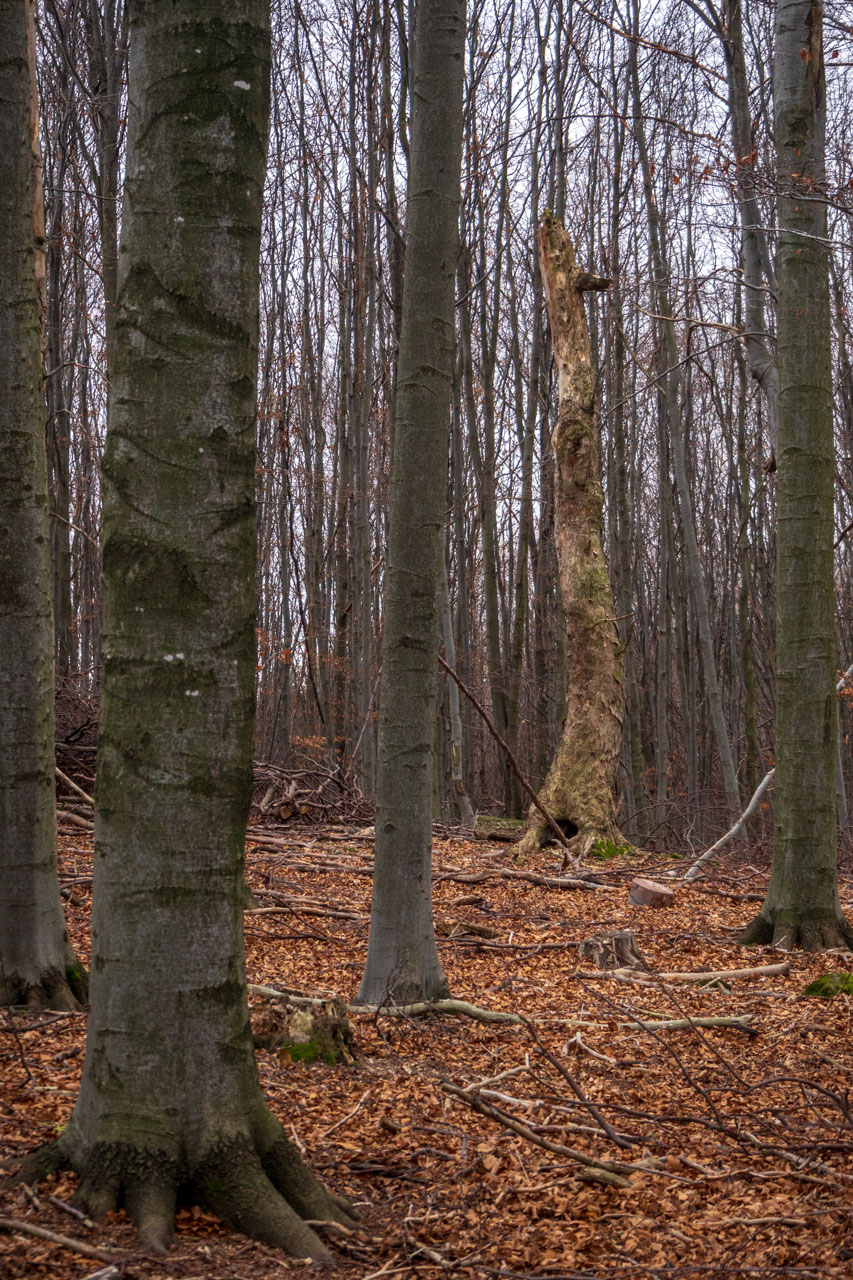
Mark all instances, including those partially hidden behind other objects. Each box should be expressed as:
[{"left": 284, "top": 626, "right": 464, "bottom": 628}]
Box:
[
  {"left": 577, "top": 929, "right": 647, "bottom": 970},
  {"left": 628, "top": 878, "right": 675, "bottom": 908}
]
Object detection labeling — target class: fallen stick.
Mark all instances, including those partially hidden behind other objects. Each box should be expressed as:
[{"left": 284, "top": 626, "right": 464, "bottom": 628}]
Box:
[
  {"left": 351, "top": 998, "right": 522, "bottom": 1024},
  {"left": 440, "top": 1082, "right": 632, "bottom": 1186},
  {"left": 620, "top": 1015, "right": 756, "bottom": 1034},
  {"left": 438, "top": 656, "right": 576, "bottom": 858},
  {"left": 437, "top": 868, "right": 613, "bottom": 892},
  {"left": 55, "top": 767, "right": 94, "bottom": 809},
  {"left": 580, "top": 961, "right": 791, "bottom": 984},
  {"left": 251, "top": 985, "right": 521, "bottom": 1025},
  {"left": 56, "top": 810, "right": 94, "bottom": 830},
  {"left": 252, "top": 985, "right": 757, "bottom": 1033},
  {"left": 0, "top": 1216, "right": 121, "bottom": 1264},
  {"left": 683, "top": 659, "right": 853, "bottom": 881}
]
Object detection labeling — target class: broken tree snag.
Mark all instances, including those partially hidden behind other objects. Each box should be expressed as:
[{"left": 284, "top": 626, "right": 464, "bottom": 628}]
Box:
[
  {"left": 516, "top": 212, "right": 626, "bottom": 860},
  {"left": 628, "top": 877, "right": 675, "bottom": 908}
]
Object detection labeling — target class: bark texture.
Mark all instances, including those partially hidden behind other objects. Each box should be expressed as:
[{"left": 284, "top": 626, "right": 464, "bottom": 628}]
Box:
[
  {"left": 24, "top": 0, "right": 352, "bottom": 1256},
  {"left": 738, "top": 0, "right": 852, "bottom": 950},
  {"left": 516, "top": 214, "right": 625, "bottom": 857},
  {"left": 0, "top": 0, "right": 84, "bottom": 1010},
  {"left": 358, "top": 0, "right": 466, "bottom": 1004}
]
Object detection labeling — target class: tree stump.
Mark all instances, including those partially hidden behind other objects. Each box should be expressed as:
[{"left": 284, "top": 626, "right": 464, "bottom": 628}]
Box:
[
  {"left": 252, "top": 998, "right": 359, "bottom": 1065},
  {"left": 576, "top": 930, "right": 647, "bottom": 970},
  {"left": 628, "top": 877, "right": 675, "bottom": 908}
]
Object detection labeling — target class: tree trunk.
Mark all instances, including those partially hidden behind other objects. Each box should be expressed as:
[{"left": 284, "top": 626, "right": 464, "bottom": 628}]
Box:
[
  {"left": 358, "top": 0, "right": 466, "bottom": 1005},
  {"left": 738, "top": 0, "right": 852, "bottom": 950},
  {"left": 0, "top": 0, "right": 85, "bottom": 1011},
  {"left": 516, "top": 214, "right": 625, "bottom": 857},
  {"left": 25, "top": 1, "right": 352, "bottom": 1257}
]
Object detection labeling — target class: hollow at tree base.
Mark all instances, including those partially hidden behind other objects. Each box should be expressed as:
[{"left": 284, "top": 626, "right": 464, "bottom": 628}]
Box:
[
  {"left": 16, "top": 1129, "right": 355, "bottom": 1261},
  {"left": 514, "top": 820, "right": 631, "bottom": 865}
]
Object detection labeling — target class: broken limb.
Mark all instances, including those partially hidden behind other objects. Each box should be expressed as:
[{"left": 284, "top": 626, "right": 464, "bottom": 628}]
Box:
[
  {"left": 684, "top": 660, "right": 853, "bottom": 883},
  {"left": 438, "top": 655, "right": 576, "bottom": 858}
]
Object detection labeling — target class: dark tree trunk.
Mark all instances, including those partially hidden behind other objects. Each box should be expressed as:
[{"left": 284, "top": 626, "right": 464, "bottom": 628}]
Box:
[
  {"left": 0, "top": 0, "right": 85, "bottom": 1011},
  {"left": 24, "top": 0, "right": 352, "bottom": 1257},
  {"left": 358, "top": 0, "right": 466, "bottom": 1005},
  {"left": 738, "top": 0, "right": 852, "bottom": 950}
]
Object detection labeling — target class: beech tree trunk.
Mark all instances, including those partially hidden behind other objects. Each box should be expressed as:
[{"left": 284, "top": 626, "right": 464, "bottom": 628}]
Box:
[
  {"left": 358, "top": 0, "right": 466, "bottom": 1005},
  {"left": 738, "top": 0, "right": 853, "bottom": 950},
  {"left": 25, "top": 0, "right": 352, "bottom": 1257},
  {"left": 516, "top": 214, "right": 625, "bottom": 857},
  {"left": 0, "top": 0, "right": 85, "bottom": 1011}
]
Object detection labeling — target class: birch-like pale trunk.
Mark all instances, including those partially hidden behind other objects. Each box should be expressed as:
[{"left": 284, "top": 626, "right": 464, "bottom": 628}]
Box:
[
  {"left": 0, "top": 0, "right": 85, "bottom": 1011},
  {"left": 516, "top": 214, "right": 625, "bottom": 856}
]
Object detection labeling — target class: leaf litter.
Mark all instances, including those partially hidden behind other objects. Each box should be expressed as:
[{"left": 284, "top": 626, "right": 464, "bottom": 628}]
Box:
[{"left": 1, "top": 827, "right": 853, "bottom": 1279}]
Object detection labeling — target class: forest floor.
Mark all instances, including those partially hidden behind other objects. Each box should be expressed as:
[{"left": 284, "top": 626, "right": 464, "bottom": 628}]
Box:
[{"left": 2, "top": 825, "right": 853, "bottom": 1280}]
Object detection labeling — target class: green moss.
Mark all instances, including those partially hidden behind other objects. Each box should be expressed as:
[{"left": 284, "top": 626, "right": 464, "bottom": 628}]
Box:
[
  {"left": 281, "top": 1041, "right": 337, "bottom": 1066},
  {"left": 801, "top": 972, "right": 853, "bottom": 999},
  {"left": 588, "top": 838, "right": 631, "bottom": 861}
]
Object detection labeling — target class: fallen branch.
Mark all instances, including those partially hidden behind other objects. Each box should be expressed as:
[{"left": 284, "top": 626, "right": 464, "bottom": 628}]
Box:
[
  {"left": 682, "top": 769, "right": 775, "bottom": 883},
  {"left": 438, "top": 656, "right": 576, "bottom": 858},
  {"left": 580, "top": 961, "right": 790, "bottom": 984},
  {"left": 55, "top": 767, "right": 94, "bottom": 809},
  {"left": 436, "top": 867, "right": 613, "bottom": 892},
  {"left": 251, "top": 985, "right": 756, "bottom": 1033},
  {"left": 57, "top": 810, "right": 94, "bottom": 830},
  {"left": 620, "top": 1015, "right": 756, "bottom": 1034},
  {"left": 351, "top": 998, "right": 522, "bottom": 1024},
  {"left": 0, "top": 1216, "right": 122, "bottom": 1265},
  {"left": 683, "top": 659, "right": 853, "bottom": 881},
  {"left": 440, "top": 1082, "right": 633, "bottom": 1186}
]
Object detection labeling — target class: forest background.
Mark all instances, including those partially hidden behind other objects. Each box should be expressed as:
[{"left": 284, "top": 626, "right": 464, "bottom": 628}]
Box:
[{"left": 39, "top": 0, "right": 853, "bottom": 849}]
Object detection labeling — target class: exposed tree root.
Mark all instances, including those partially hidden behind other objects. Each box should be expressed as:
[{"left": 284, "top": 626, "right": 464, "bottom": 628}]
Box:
[
  {"left": 17, "top": 1126, "right": 355, "bottom": 1263},
  {"left": 736, "top": 907, "right": 853, "bottom": 952}
]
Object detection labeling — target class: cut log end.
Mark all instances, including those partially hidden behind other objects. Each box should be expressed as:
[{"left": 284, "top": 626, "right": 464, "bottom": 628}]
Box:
[{"left": 628, "top": 877, "right": 675, "bottom": 908}]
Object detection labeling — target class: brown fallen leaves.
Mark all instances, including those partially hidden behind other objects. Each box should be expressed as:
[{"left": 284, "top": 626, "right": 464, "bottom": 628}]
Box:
[{"left": 2, "top": 828, "right": 853, "bottom": 1279}]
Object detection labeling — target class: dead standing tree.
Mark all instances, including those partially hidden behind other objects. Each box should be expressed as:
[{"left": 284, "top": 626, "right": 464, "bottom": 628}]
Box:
[{"left": 516, "top": 212, "right": 626, "bottom": 858}]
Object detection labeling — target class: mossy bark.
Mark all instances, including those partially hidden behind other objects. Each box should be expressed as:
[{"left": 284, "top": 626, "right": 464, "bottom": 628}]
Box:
[
  {"left": 0, "top": 0, "right": 84, "bottom": 1011},
  {"left": 737, "top": 0, "right": 852, "bottom": 951},
  {"left": 516, "top": 215, "right": 626, "bottom": 859},
  {"left": 358, "top": 0, "right": 466, "bottom": 1005},
  {"left": 20, "top": 1, "right": 352, "bottom": 1257}
]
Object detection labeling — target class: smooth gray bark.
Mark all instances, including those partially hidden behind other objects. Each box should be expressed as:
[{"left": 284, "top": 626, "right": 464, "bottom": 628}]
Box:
[
  {"left": 23, "top": 0, "right": 352, "bottom": 1256},
  {"left": 738, "top": 0, "right": 852, "bottom": 950},
  {"left": 358, "top": 0, "right": 466, "bottom": 1005},
  {"left": 0, "top": 0, "right": 84, "bottom": 1011}
]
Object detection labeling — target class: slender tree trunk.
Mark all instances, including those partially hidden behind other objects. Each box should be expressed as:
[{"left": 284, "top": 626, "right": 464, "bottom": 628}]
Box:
[
  {"left": 0, "top": 0, "right": 85, "bottom": 1011},
  {"left": 440, "top": 557, "right": 475, "bottom": 827},
  {"left": 28, "top": 1, "right": 353, "bottom": 1256},
  {"left": 358, "top": 0, "right": 466, "bottom": 1005},
  {"left": 738, "top": 0, "right": 852, "bottom": 949},
  {"left": 517, "top": 214, "right": 625, "bottom": 856},
  {"left": 629, "top": 16, "right": 740, "bottom": 821}
]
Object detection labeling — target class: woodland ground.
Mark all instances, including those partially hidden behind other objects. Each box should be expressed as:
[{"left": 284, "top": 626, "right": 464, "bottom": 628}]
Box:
[{"left": 2, "top": 821, "right": 853, "bottom": 1280}]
